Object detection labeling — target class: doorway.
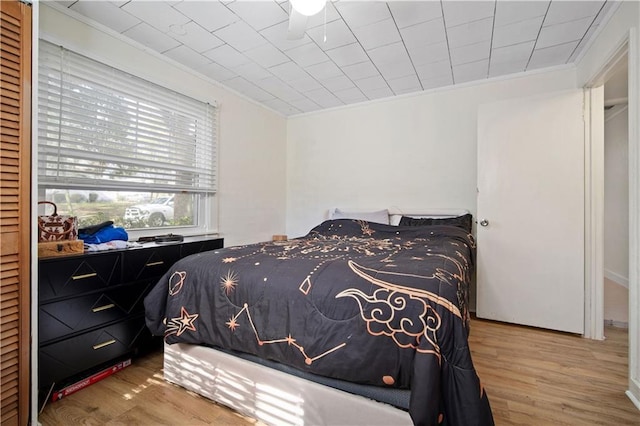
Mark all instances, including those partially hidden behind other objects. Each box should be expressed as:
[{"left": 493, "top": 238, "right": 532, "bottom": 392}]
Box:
[{"left": 603, "top": 55, "right": 629, "bottom": 334}]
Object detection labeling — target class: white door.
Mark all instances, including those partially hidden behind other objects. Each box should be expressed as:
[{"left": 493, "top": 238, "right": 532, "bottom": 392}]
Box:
[{"left": 477, "top": 90, "right": 585, "bottom": 334}]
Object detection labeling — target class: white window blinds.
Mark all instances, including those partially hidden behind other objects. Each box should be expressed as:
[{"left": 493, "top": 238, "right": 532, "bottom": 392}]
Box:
[{"left": 38, "top": 40, "right": 217, "bottom": 193}]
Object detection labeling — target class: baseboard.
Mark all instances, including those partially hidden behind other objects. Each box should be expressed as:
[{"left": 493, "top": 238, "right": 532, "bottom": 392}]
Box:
[
  {"left": 604, "top": 319, "right": 629, "bottom": 329},
  {"left": 604, "top": 269, "right": 629, "bottom": 289}
]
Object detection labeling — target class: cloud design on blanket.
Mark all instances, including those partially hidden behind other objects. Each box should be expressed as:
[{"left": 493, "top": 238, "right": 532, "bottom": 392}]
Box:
[{"left": 336, "top": 261, "right": 450, "bottom": 360}]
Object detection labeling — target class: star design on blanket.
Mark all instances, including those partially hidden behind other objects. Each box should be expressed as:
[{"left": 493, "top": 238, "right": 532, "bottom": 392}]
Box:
[
  {"left": 222, "top": 257, "right": 237, "bottom": 263},
  {"left": 165, "top": 306, "right": 199, "bottom": 338},
  {"left": 220, "top": 270, "right": 239, "bottom": 295},
  {"left": 226, "top": 317, "right": 240, "bottom": 331}
]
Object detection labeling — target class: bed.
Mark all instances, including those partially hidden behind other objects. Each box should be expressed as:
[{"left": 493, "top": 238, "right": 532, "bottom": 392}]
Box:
[{"left": 144, "top": 210, "right": 494, "bottom": 426}]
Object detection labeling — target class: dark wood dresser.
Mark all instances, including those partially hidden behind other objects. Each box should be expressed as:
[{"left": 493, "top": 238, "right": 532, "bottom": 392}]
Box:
[{"left": 38, "top": 237, "right": 223, "bottom": 399}]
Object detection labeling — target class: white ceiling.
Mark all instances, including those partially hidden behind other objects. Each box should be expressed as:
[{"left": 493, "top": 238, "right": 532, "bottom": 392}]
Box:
[{"left": 50, "top": 0, "right": 618, "bottom": 116}]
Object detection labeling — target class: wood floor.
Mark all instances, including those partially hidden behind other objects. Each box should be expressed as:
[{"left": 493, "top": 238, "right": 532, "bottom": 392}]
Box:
[{"left": 38, "top": 318, "right": 640, "bottom": 425}]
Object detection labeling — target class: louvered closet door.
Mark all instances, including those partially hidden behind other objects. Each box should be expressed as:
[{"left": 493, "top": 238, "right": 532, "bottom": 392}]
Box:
[{"left": 1, "top": 1, "right": 32, "bottom": 425}]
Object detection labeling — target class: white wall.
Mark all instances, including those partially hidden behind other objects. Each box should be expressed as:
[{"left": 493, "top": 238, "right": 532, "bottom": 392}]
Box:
[
  {"left": 286, "top": 68, "right": 577, "bottom": 238},
  {"left": 605, "top": 106, "right": 630, "bottom": 286},
  {"left": 39, "top": 4, "right": 287, "bottom": 247},
  {"left": 604, "top": 106, "right": 629, "bottom": 323}
]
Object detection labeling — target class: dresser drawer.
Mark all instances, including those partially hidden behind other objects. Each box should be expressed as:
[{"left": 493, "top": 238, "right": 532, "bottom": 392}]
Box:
[
  {"left": 39, "top": 315, "right": 150, "bottom": 387},
  {"left": 39, "top": 280, "right": 155, "bottom": 344},
  {"left": 123, "top": 245, "right": 181, "bottom": 281},
  {"left": 39, "top": 252, "right": 121, "bottom": 302}
]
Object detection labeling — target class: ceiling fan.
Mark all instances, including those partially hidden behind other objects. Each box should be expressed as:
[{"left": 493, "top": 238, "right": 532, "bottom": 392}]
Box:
[{"left": 287, "top": 0, "right": 327, "bottom": 40}]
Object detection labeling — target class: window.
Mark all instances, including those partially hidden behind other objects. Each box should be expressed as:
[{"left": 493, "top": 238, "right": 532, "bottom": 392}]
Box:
[{"left": 38, "top": 40, "right": 217, "bottom": 235}]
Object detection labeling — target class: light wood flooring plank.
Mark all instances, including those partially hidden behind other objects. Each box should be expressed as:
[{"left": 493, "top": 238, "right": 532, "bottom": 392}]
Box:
[{"left": 39, "top": 319, "right": 640, "bottom": 425}]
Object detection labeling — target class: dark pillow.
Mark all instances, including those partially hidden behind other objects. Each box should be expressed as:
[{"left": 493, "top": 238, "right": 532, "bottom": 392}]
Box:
[{"left": 399, "top": 213, "right": 472, "bottom": 233}]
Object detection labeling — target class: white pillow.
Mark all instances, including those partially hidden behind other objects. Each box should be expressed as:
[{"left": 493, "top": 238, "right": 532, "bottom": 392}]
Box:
[{"left": 332, "top": 208, "right": 390, "bottom": 225}]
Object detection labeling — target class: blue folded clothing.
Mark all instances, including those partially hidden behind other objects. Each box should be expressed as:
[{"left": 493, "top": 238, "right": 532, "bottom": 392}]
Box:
[{"left": 79, "top": 224, "right": 128, "bottom": 244}]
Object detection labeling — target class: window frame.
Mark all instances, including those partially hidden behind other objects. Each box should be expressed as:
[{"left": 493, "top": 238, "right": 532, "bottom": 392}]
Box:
[{"left": 36, "top": 39, "right": 219, "bottom": 239}]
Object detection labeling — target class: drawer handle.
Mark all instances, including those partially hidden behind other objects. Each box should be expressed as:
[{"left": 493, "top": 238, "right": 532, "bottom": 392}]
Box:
[
  {"left": 93, "top": 339, "right": 116, "bottom": 350},
  {"left": 72, "top": 272, "right": 97, "bottom": 280},
  {"left": 92, "top": 303, "right": 115, "bottom": 313},
  {"left": 145, "top": 261, "right": 164, "bottom": 267}
]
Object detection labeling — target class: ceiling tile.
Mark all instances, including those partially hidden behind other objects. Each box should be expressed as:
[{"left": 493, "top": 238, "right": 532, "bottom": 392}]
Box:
[
  {"left": 494, "top": 1, "right": 549, "bottom": 27},
  {"left": 489, "top": 60, "right": 528, "bottom": 78},
  {"left": 203, "top": 44, "right": 251, "bottom": 69},
  {"left": 123, "top": 23, "right": 181, "bottom": 54},
  {"left": 354, "top": 75, "right": 389, "bottom": 91},
  {"left": 325, "top": 43, "right": 369, "bottom": 67},
  {"left": 450, "top": 40, "right": 491, "bottom": 66},
  {"left": 352, "top": 18, "right": 402, "bottom": 50},
  {"left": 399, "top": 18, "right": 447, "bottom": 51},
  {"left": 173, "top": 1, "right": 239, "bottom": 32},
  {"left": 361, "top": 86, "right": 394, "bottom": 100},
  {"left": 342, "top": 61, "right": 380, "bottom": 80},
  {"left": 307, "top": 19, "right": 357, "bottom": 51},
  {"left": 288, "top": 97, "right": 322, "bottom": 113},
  {"left": 288, "top": 75, "right": 323, "bottom": 92},
  {"left": 420, "top": 74, "right": 454, "bottom": 90},
  {"left": 258, "top": 77, "right": 304, "bottom": 102},
  {"left": 226, "top": 1, "right": 289, "bottom": 31},
  {"left": 305, "top": 61, "right": 343, "bottom": 81},
  {"left": 376, "top": 60, "right": 415, "bottom": 80},
  {"left": 69, "top": 1, "right": 140, "bottom": 33},
  {"left": 446, "top": 17, "right": 493, "bottom": 48},
  {"left": 232, "top": 61, "right": 273, "bottom": 82},
  {"left": 544, "top": 1, "right": 605, "bottom": 26},
  {"left": 490, "top": 41, "right": 535, "bottom": 65},
  {"left": 333, "top": 87, "right": 368, "bottom": 103},
  {"left": 259, "top": 21, "right": 313, "bottom": 51},
  {"left": 304, "top": 87, "right": 343, "bottom": 108},
  {"left": 321, "top": 75, "right": 355, "bottom": 92},
  {"left": 369, "top": 43, "right": 415, "bottom": 80},
  {"left": 367, "top": 41, "right": 407, "bottom": 65},
  {"left": 269, "top": 61, "right": 310, "bottom": 81},
  {"left": 388, "top": 1, "right": 443, "bottom": 29},
  {"left": 406, "top": 41, "right": 449, "bottom": 67},
  {"left": 536, "top": 16, "right": 594, "bottom": 49},
  {"left": 244, "top": 43, "right": 290, "bottom": 68},
  {"left": 168, "top": 21, "right": 224, "bottom": 54},
  {"left": 213, "top": 20, "right": 267, "bottom": 52},
  {"left": 492, "top": 16, "right": 544, "bottom": 49},
  {"left": 335, "top": 2, "right": 392, "bottom": 29},
  {"left": 453, "top": 59, "right": 489, "bottom": 83},
  {"left": 441, "top": 1, "right": 495, "bottom": 27},
  {"left": 263, "top": 98, "right": 301, "bottom": 116},
  {"left": 387, "top": 74, "right": 422, "bottom": 95},
  {"left": 528, "top": 40, "right": 579, "bottom": 69},
  {"left": 198, "top": 62, "right": 236, "bottom": 82},
  {"left": 285, "top": 42, "right": 330, "bottom": 67},
  {"left": 121, "top": 1, "right": 189, "bottom": 33},
  {"left": 163, "top": 45, "right": 212, "bottom": 70},
  {"left": 415, "top": 60, "right": 451, "bottom": 81},
  {"left": 224, "top": 76, "right": 275, "bottom": 102}
]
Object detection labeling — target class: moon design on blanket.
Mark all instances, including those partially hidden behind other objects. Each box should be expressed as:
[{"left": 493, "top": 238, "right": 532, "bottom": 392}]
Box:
[{"left": 336, "top": 260, "right": 462, "bottom": 361}]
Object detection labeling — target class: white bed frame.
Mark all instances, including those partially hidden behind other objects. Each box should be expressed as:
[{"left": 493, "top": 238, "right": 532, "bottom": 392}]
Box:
[
  {"left": 163, "top": 209, "right": 471, "bottom": 425},
  {"left": 164, "top": 343, "right": 411, "bottom": 426}
]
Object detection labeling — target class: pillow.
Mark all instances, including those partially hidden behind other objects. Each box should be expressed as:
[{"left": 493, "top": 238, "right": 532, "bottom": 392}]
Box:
[
  {"left": 332, "top": 208, "right": 390, "bottom": 225},
  {"left": 398, "top": 213, "right": 472, "bottom": 232}
]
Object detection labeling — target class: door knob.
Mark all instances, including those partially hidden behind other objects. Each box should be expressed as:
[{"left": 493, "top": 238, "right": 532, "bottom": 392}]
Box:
[{"left": 479, "top": 219, "right": 489, "bottom": 227}]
